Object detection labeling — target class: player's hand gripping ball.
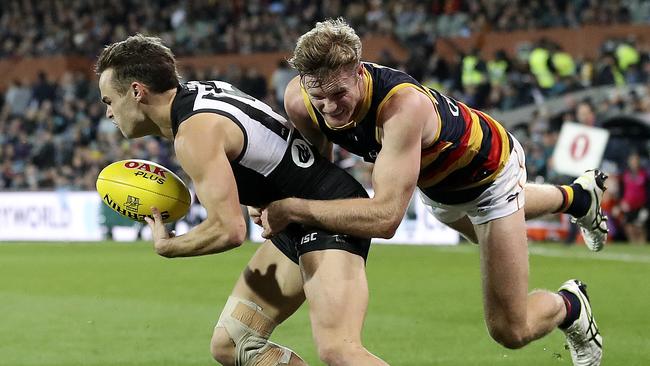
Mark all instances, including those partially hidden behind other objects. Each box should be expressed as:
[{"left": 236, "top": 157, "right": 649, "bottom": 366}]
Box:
[{"left": 96, "top": 159, "right": 191, "bottom": 223}]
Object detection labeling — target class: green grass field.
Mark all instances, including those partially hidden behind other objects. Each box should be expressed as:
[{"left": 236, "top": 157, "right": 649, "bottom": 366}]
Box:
[{"left": 1, "top": 241, "right": 649, "bottom": 365}]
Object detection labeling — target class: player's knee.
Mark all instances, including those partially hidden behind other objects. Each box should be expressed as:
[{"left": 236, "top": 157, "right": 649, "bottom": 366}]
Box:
[
  {"left": 316, "top": 344, "right": 345, "bottom": 366},
  {"left": 487, "top": 322, "right": 530, "bottom": 349},
  {"left": 210, "top": 327, "right": 236, "bottom": 365},
  {"left": 213, "top": 296, "right": 295, "bottom": 365}
]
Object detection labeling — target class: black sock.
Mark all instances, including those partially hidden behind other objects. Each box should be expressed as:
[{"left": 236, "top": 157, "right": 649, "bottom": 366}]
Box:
[
  {"left": 554, "top": 184, "right": 590, "bottom": 218},
  {"left": 558, "top": 290, "right": 581, "bottom": 329}
]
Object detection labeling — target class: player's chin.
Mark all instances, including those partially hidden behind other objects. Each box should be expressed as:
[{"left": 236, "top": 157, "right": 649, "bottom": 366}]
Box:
[
  {"left": 124, "top": 125, "right": 149, "bottom": 139},
  {"left": 326, "top": 111, "right": 349, "bottom": 124},
  {"left": 113, "top": 122, "right": 130, "bottom": 138}
]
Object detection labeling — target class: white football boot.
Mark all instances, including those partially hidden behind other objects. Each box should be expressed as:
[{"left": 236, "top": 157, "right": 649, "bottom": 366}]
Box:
[
  {"left": 559, "top": 279, "right": 603, "bottom": 366},
  {"left": 570, "top": 170, "right": 608, "bottom": 251}
]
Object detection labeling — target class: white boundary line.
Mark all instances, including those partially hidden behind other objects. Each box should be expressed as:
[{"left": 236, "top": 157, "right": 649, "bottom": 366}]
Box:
[
  {"left": 528, "top": 246, "right": 650, "bottom": 263},
  {"left": 428, "top": 244, "right": 650, "bottom": 263}
]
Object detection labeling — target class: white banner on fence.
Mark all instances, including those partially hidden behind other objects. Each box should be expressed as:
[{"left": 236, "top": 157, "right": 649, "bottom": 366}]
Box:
[
  {"left": 0, "top": 191, "right": 102, "bottom": 241},
  {"left": 0, "top": 191, "right": 459, "bottom": 245}
]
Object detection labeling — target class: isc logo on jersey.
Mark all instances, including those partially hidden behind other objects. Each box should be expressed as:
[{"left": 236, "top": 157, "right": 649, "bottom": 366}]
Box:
[
  {"left": 96, "top": 159, "right": 191, "bottom": 223},
  {"left": 291, "top": 138, "right": 314, "bottom": 168}
]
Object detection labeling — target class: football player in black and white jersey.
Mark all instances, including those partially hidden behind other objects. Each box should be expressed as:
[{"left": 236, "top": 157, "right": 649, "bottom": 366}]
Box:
[{"left": 96, "top": 35, "right": 389, "bottom": 366}]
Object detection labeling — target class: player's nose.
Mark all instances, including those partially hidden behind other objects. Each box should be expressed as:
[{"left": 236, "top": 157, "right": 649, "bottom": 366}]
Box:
[
  {"left": 105, "top": 106, "right": 113, "bottom": 119},
  {"left": 322, "top": 99, "right": 337, "bottom": 114}
]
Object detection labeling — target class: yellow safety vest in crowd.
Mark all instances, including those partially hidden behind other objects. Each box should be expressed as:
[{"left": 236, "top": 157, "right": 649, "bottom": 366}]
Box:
[
  {"left": 487, "top": 59, "right": 508, "bottom": 86},
  {"left": 616, "top": 43, "right": 640, "bottom": 71},
  {"left": 551, "top": 52, "right": 576, "bottom": 77},
  {"left": 462, "top": 55, "right": 485, "bottom": 87},
  {"left": 529, "top": 47, "right": 554, "bottom": 89},
  {"left": 613, "top": 65, "right": 625, "bottom": 86}
]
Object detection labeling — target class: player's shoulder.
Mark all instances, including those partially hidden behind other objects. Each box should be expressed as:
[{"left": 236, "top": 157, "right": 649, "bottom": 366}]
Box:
[
  {"left": 176, "top": 111, "right": 236, "bottom": 146},
  {"left": 381, "top": 85, "right": 433, "bottom": 116},
  {"left": 174, "top": 112, "right": 242, "bottom": 175},
  {"left": 175, "top": 113, "right": 225, "bottom": 152},
  {"left": 284, "top": 76, "right": 302, "bottom": 105},
  {"left": 284, "top": 76, "right": 310, "bottom": 120},
  {"left": 171, "top": 80, "right": 240, "bottom": 132},
  {"left": 376, "top": 88, "right": 435, "bottom": 136}
]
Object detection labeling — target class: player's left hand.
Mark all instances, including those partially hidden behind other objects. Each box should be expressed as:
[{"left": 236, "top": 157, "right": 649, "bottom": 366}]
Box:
[
  {"left": 144, "top": 206, "right": 176, "bottom": 255},
  {"left": 248, "top": 206, "right": 263, "bottom": 227},
  {"left": 261, "top": 200, "right": 290, "bottom": 238}
]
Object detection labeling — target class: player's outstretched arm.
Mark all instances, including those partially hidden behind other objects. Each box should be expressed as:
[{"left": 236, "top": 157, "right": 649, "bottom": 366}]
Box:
[
  {"left": 263, "top": 89, "right": 428, "bottom": 239},
  {"left": 146, "top": 114, "right": 247, "bottom": 257}
]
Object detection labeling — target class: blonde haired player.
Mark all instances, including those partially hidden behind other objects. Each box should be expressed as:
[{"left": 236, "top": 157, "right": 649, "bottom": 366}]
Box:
[
  {"left": 262, "top": 18, "right": 604, "bottom": 365},
  {"left": 96, "top": 34, "right": 389, "bottom": 366}
]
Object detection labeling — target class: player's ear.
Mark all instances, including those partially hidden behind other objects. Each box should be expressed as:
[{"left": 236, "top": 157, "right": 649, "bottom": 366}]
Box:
[
  {"left": 131, "top": 82, "right": 146, "bottom": 102},
  {"left": 355, "top": 63, "right": 364, "bottom": 77}
]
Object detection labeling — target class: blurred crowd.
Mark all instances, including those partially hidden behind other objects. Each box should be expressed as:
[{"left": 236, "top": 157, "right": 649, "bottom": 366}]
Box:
[
  {"left": 1, "top": 0, "right": 649, "bottom": 112},
  {"left": 2, "top": 0, "right": 650, "bottom": 243},
  {"left": 397, "top": 36, "right": 650, "bottom": 112},
  {"left": 0, "top": 0, "right": 647, "bottom": 58}
]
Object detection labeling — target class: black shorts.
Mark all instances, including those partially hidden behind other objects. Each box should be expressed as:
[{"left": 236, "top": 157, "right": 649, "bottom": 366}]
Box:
[{"left": 271, "top": 224, "right": 371, "bottom": 264}]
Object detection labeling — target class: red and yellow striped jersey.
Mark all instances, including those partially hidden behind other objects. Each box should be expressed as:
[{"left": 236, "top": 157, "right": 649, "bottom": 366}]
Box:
[{"left": 300, "top": 62, "right": 512, "bottom": 204}]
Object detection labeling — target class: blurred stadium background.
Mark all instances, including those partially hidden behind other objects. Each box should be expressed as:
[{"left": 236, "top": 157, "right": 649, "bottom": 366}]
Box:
[{"left": 1, "top": 0, "right": 650, "bottom": 365}]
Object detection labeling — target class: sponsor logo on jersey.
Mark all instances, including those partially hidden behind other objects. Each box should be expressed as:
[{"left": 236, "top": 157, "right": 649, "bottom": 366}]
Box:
[{"left": 291, "top": 138, "right": 314, "bottom": 168}]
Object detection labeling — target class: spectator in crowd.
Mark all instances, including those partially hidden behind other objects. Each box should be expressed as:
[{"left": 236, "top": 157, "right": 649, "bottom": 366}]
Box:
[
  {"left": 32, "top": 71, "right": 56, "bottom": 105},
  {"left": 3, "top": 79, "right": 32, "bottom": 117},
  {"left": 529, "top": 38, "right": 555, "bottom": 94},
  {"left": 576, "top": 99, "right": 599, "bottom": 127},
  {"left": 595, "top": 52, "right": 625, "bottom": 86},
  {"left": 615, "top": 37, "right": 641, "bottom": 74},
  {"left": 617, "top": 151, "right": 649, "bottom": 244},
  {"left": 460, "top": 47, "right": 490, "bottom": 108},
  {"left": 549, "top": 43, "right": 578, "bottom": 94},
  {"left": 487, "top": 49, "right": 511, "bottom": 88}
]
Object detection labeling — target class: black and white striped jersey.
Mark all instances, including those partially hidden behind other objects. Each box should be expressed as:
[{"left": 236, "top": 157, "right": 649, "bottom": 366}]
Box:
[{"left": 170, "top": 80, "right": 367, "bottom": 207}]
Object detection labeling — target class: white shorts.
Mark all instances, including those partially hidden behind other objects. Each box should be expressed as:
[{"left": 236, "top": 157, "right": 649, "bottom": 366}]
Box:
[{"left": 419, "top": 136, "right": 526, "bottom": 225}]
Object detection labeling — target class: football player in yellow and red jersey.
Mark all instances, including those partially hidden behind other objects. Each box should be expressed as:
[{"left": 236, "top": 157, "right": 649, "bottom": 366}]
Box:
[{"left": 262, "top": 18, "right": 604, "bottom": 366}]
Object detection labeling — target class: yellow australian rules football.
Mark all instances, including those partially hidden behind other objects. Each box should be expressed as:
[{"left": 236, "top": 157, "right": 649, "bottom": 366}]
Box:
[{"left": 96, "top": 159, "right": 191, "bottom": 223}]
